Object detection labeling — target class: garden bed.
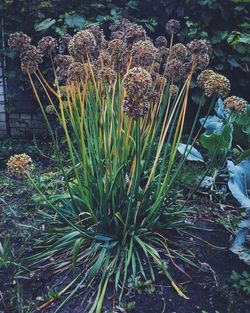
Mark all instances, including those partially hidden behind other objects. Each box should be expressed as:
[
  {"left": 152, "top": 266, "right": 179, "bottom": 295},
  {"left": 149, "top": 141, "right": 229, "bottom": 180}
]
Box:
[{"left": 0, "top": 139, "right": 249, "bottom": 313}]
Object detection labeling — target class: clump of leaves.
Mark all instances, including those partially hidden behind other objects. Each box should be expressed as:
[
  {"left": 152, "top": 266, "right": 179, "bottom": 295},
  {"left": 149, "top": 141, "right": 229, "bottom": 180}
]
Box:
[{"left": 230, "top": 270, "right": 250, "bottom": 296}]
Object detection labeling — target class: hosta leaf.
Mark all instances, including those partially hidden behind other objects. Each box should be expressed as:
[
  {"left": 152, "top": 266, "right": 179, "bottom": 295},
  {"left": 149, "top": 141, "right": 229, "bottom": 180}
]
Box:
[
  {"left": 64, "top": 14, "right": 86, "bottom": 29},
  {"left": 227, "top": 159, "right": 250, "bottom": 211},
  {"left": 200, "top": 123, "right": 233, "bottom": 155},
  {"left": 177, "top": 144, "right": 204, "bottom": 162}
]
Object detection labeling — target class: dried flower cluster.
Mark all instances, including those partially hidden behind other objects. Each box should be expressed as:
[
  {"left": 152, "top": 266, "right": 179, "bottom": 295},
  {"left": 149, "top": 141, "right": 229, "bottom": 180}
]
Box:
[
  {"left": 7, "top": 154, "right": 33, "bottom": 176},
  {"left": 38, "top": 36, "right": 58, "bottom": 56},
  {"left": 123, "top": 67, "right": 152, "bottom": 119},
  {"left": 197, "top": 70, "right": 230, "bottom": 98},
  {"left": 10, "top": 19, "right": 243, "bottom": 121},
  {"left": 224, "top": 96, "right": 248, "bottom": 113},
  {"left": 166, "top": 19, "right": 181, "bottom": 35}
]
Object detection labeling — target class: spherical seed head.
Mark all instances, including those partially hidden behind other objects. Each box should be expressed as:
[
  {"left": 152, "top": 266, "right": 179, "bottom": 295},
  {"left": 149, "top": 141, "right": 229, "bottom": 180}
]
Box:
[
  {"left": 197, "top": 69, "right": 216, "bottom": 89},
  {"left": 110, "top": 18, "right": 132, "bottom": 34},
  {"left": 164, "top": 59, "right": 185, "bottom": 83},
  {"left": 192, "top": 53, "right": 210, "bottom": 70},
  {"left": 123, "top": 95, "right": 150, "bottom": 119},
  {"left": 155, "top": 75, "right": 167, "bottom": 92},
  {"left": 68, "top": 30, "right": 96, "bottom": 62},
  {"left": 224, "top": 96, "right": 248, "bottom": 113},
  {"left": 7, "top": 153, "right": 33, "bottom": 176},
  {"left": 98, "top": 67, "right": 116, "bottom": 85},
  {"left": 20, "top": 45, "right": 43, "bottom": 74},
  {"left": 125, "top": 24, "right": 147, "bottom": 45},
  {"left": 156, "top": 46, "right": 170, "bottom": 64},
  {"left": 38, "top": 36, "right": 57, "bottom": 55},
  {"left": 45, "top": 105, "right": 55, "bottom": 114},
  {"left": 204, "top": 73, "right": 230, "bottom": 98},
  {"left": 123, "top": 67, "right": 152, "bottom": 97},
  {"left": 108, "top": 39, "right": 124, "bottom": 56},
  {"left": 67, "top": 62, "right": 86, "bottom": 83},
  {"left": 187, "top": 39, "right": 210, "bottom": 55},
  {"left": 155, "top": 36, "right": 168, "bottom": 48},
  {"left": 168, "top": 43, "right": 187, "bottom": 61},
  {"left": 97, "top": 50, "right": 112, "bottom": 68},
  {"left": 8, "top": 32, "right": 31, "bottom": 52},
  {"left": 86, "top": 24, "right": 106, "bottom": 49},
  {"left": 166, "top": 19, "right": 181, "bottom": 35},
  {"left": 54, "top": 55, "right": 74, "bottom": 82},
  {"left": 169, "top": 84, "right": 179, "bottom": 96},
  {"left": 131, "top": 40, "right": 158, "bottom": 67}
]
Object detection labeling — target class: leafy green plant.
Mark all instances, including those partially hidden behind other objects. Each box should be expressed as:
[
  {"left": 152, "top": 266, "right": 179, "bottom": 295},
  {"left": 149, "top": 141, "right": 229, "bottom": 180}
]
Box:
[{"left": 230, "top": 270, "right": 250, "bottom": 295}]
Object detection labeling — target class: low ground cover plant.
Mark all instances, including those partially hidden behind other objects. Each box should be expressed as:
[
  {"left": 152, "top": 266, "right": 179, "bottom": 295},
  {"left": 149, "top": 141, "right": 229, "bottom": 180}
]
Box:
[{"left": 7, "top": 19, "right": 249, "bottom": 312}]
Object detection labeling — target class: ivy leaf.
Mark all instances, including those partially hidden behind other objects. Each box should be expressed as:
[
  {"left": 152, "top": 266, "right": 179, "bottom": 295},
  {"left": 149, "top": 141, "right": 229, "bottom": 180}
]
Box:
[
  {"left": 35, "top": 18, "right": 56, "bottom": 32},
  {"left": 177, "top": 144, "right": 204, "bottom": 162}
]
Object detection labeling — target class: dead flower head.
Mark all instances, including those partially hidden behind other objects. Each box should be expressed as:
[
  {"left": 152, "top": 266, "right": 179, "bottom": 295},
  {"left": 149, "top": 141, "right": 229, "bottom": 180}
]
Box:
[
  {"left": 123, "top": 67, "right": 152, "bottom": 98},
  {"left": 166, "top": 19, "right": 181, "bottom": 35},
  {"left": 7, "top": 154, "right": 33, "bottom": 177},
  {"left": 224, "top": 96, "right": 248, "bottom": 113},
  {"left": 20, "top": 45, "right": 43, "bottom": 74},
  {"left": 204, "top": 73, "right": 230, "bottom": 98},
  {"left": 8, "top": 32, "right": 31, "bottom": 52}
]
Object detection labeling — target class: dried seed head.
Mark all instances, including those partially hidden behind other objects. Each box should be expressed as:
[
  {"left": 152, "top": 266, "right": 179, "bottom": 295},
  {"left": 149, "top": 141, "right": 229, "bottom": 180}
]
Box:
[
  {"left": 166, "top": 19, "right": 181, "bottom": 35},
  {"left": 164, "top": 59, "right": 185, "bottom": 83},
  {"left": 125, "top": 24, "right": 147, "bottom": 45},
  {"left": 67, "top": 62, "right": 86, "bottom": 83},
  {"left": 110, "top": 18, "right": 132, "bottom": 36},
  {"left": 197, "top": 69, "right": 216, "bottom": 89},
  {"left": 20, "top": 45, "right": 43, "bottom": 74},
  {"left": 54, "top": 54, "right": 74, "bottom": 82},
  {"left": 169, "top": 84, "right": 179, "bottom": 96},
  {"left": 97, "top": 50, "right": 112, "bottom": 68},
  {"left": 108, "top": 39, "right": 124, "bottom": 56},
  {"left": 154, "top": 36, "right": 168, "bottom": 48},
  {"left": 8, "top": 32, "right": 31, "bottom": 52},
  {"left": 224, "top": 96, "right": 248, "bottom": 113},
  {"left": 154, "top": 75, "right": 167, "bottom": 92},
  {"left": 7, "top": 153, "right": 33, "bottom": 176},
  {"left": 152, "top": 62, "right": 161, "bottom": 73},
  {"left": 168, "top": 43, "right": 187, "bottom": 61},
  {"left": 123, "top": 95, "right": 150, "bottom": 119},
  {"left": 38, "top": 36, "right": 57, "bottom": 55},
  {"left": 192, "top": 53, "right": 210, "bottom": 70},
  {"left": 204, "top": 73, "right": 230, "bottom": 98},
  {"left": 87, "top": 24, "right": 106, "bottom": 49},
  {"left": 131, "top": 40, "right": 158, "bottom": 67},
  {"left": 45, "top": 105, "right": 55, "bottom": 114},
  {"left": 123, "top": 67, "right": 152, "bottom": 97},
  {"left": 187, "top": 39, "right": 210, "bottom": 55},
  {"left": 98, "top": 67, "right": 116, "bottom": 85},
  {"left": 68, "top": 30, "right": 96, "bottom": 62},
  {"left": 156, "top": 46, "right": 170, "bottom": 64},
  {"left": 59, "top": 34, "right": 72, "bottom": 53}
]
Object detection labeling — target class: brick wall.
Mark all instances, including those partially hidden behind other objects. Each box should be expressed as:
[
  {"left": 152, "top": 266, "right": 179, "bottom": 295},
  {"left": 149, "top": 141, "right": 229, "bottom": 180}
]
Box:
[{"left": 0, "top": 60, "right": 7, "bottom": 138}]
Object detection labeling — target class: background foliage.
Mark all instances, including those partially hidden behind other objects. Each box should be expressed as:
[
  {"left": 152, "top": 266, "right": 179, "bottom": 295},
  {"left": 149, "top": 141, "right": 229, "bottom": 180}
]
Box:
[{"left": 0, "top": 0, "right": 249, "bottom": 103}]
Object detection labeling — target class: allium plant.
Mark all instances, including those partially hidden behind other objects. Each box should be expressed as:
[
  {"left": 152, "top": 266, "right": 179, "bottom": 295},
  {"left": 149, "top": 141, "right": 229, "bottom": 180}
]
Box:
[{"left": 10, "top": 20, "right": 218, "bottom": 311}]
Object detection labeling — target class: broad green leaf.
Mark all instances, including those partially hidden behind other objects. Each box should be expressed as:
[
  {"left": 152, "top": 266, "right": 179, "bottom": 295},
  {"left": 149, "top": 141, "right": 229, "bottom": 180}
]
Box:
[
  {"left": 64, "top": 14, "right": 86, "bottom": 29},
  {"left": 35, "top": 18, "right": 56, "bottom": 31},
  {"left": 200, "top": 123, "right": 233, "bottom": 155},
  {"left": 177, "top": 143, "right": 204, "bottom": 162}
]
